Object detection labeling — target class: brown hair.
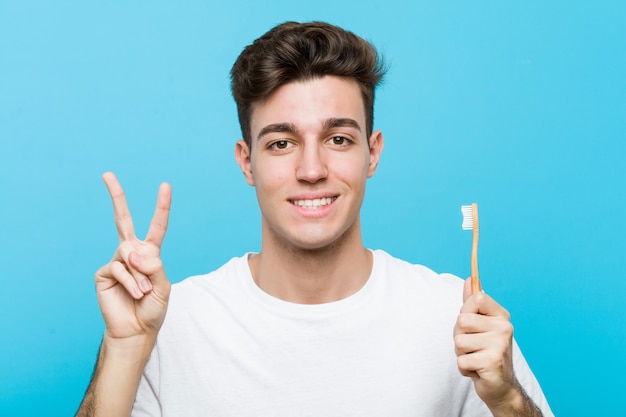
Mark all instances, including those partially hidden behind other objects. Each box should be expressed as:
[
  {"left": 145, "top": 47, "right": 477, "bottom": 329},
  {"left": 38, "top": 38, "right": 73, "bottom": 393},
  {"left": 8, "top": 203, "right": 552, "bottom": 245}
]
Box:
[{"left": 230, "top": 21, "right": 386, "bottom": 147}]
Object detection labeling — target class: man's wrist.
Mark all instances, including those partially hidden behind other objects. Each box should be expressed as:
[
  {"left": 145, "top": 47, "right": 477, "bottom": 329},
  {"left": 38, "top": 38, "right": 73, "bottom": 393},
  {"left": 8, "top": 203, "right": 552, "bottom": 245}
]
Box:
[
  {"left": 76, "top": 334, "right": 156, "bottom": 417},
  {"left": 487, "top": 384, "right": 543, "bottom": 417},
  {"left": 85, "top": 335, "right": 156, "bottom": 417},
  {"left": 102, "top": 332, "right": 157, "bottom": 360}
]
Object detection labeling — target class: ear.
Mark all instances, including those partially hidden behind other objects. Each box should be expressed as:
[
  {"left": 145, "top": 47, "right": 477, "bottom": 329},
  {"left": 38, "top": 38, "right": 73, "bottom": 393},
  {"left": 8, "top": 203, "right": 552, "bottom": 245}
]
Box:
[
  {"left": 366, "top": 130, "right": 384, "bottom": 178},
  {"left": 235, "top": 140, "right": 255, "bottom": 186}
]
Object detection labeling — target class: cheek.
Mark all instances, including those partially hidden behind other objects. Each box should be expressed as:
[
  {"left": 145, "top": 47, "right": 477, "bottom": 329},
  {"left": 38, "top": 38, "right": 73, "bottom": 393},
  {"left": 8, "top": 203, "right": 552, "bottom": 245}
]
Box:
[
  {"left": 253, "top": 161, "right": 289, "bottom": 193},
  {"left": 334, "top": 154, "right": 370, "bottom": 182}
]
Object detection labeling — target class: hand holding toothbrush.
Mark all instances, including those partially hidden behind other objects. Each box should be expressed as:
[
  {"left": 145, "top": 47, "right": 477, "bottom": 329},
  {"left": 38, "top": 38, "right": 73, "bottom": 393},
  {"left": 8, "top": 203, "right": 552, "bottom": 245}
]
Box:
[
  {"left": 454, "top": 282, "right": 542, "bottom": 416},
  {"left": 455, "top": 204, "right": 542, "bottom": 416}
]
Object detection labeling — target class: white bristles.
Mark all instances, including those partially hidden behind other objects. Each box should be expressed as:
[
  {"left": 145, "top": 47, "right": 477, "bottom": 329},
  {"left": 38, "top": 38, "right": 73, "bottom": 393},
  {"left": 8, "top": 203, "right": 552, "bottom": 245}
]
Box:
[{"left": 461, "top": 205, "right": 474, "bottom": 230}]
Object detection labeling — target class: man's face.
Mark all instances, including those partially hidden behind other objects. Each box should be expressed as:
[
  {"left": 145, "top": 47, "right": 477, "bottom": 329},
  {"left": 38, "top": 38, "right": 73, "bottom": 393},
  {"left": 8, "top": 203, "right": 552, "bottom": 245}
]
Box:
[{"left": 235, "top": 76, "right": 383, "bottom": 252}]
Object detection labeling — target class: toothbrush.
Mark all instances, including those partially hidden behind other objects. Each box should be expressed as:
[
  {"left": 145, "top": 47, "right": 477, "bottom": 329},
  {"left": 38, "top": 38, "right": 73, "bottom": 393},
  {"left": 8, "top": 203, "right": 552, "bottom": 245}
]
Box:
[{"left": 461, "top": 203, "right": 481, "bottom": 294}]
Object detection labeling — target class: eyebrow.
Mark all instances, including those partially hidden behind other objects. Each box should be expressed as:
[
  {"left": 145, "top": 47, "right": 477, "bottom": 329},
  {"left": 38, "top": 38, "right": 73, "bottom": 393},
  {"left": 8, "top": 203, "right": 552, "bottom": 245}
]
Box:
[
  {"left": 257, "top": 123, "right": 298, "bottom": 141},
  {"left": 323, "top": 118, "right": 362, "bottom": 132},
  {"left": 256, "top": 118, "right": 362, "bottom": 141}
]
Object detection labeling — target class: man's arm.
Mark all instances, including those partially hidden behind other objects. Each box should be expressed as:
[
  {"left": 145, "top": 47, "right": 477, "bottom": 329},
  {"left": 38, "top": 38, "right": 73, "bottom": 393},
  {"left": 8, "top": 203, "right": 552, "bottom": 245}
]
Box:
[
  {"left": 76, "top": 172, "right": 172, "bottom": 417},
  {"left": 77, "top": 335, "right": 156, "bottom": 417},
  {"left": 454, "top": 279, "right": 543, "bottom": 417},
  {"left": 484, "top": 382, "right": 543, "bottom": 417}
]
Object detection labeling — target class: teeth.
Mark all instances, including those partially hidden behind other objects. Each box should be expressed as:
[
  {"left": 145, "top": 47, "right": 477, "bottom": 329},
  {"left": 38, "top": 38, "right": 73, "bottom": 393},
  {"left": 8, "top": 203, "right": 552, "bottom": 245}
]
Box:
[{"left": 292, "top": 197, "right": 336, "bottom": 208}]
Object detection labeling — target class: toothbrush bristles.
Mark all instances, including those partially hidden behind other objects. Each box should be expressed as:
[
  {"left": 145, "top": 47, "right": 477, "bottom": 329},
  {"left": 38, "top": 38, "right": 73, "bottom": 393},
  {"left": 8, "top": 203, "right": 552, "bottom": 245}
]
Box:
[{"left": 461, "top": 205, "right": 474, "bottom": 230}]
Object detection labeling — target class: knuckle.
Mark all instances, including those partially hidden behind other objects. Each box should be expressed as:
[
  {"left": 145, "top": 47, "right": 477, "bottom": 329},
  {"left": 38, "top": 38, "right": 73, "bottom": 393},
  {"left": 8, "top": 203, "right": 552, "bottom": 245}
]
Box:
[
  {"left": 484, "top": 350, "right": 501, "bottom": 367},
  {"left": 474, "top": 291, "right": 487, "bottom": 303},
  {"left": 150, "top": 257, "right": 164, "bottom": 272},
  {"left": 140, "top": 255, "right": 163, "bottom": 275},
  {"left": 496, "top": 319, "right": 514, "bottom": 339},
  {"left": 456, "top": 355, "right": 471, "bottom": 373},
  {"left": 456, "top": 355, "right": 464, "bottom": 368},
  {"left": 109, "top": 260, "right": 128, "bottom": 278},
  {"left": 95, "top": 264, "right": 106, "bottom": 277},
  {"left": 456, "top": 313, "right": 472, "bottom": 329},
  {"left": 118, "top": 241, "right": 135, "bottom": 257},
  {"left": 504, "top": 321, "right": 514, "bottom": 337},
  {"left": 494, "top": 338, "right": 509, "bottom": 355},
  {"left": 453, "top": 334, "right": 468, "bottom": 354}
]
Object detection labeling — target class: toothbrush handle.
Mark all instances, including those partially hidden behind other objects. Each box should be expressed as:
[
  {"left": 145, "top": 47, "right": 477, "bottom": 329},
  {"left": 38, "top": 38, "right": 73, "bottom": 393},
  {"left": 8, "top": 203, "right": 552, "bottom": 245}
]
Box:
[{"left": 471, "top": 203, "right": 481, "bottom": 294}]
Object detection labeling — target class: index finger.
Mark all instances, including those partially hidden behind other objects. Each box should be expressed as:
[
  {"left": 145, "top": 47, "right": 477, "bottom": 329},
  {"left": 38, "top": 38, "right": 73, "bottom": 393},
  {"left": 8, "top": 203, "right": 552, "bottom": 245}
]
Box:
[{"left": 102, "top": 172, "right": 136, "bottom": 241}]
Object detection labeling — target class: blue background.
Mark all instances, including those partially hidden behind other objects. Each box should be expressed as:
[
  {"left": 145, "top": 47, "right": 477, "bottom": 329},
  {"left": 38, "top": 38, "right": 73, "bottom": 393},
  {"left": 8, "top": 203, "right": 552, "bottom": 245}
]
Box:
[{"left": 1, "top": 1, "right": 624, "bottom": 416}]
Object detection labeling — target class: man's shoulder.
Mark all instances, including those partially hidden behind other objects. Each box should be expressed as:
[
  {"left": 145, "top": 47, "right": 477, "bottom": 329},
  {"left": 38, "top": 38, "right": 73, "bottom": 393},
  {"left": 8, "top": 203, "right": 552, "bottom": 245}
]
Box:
[
  {"left": 368, "top": 249, "right": 465, "bottom": 321},
  {"left": 170, "top": 253, "right": 253, "bottom": 296},
  {"left": 158, "top": 253, "right": 254, "bottom": 332},
  {"left": 371, "top": 249, "right": 464, "bottom": 292}
]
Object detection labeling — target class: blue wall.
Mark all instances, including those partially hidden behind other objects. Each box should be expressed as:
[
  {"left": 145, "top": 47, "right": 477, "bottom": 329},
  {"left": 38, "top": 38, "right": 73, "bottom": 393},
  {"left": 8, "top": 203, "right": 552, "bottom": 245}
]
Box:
[{"left": 1, "top": 1, "right": 624, "bottom": 415}]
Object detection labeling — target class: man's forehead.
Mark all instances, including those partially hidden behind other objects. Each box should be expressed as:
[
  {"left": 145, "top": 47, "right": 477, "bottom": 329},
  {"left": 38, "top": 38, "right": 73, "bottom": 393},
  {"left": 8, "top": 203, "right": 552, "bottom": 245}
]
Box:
[
  {"left": 256, "top": 118, "right": 363, "bottom": 141},
  {"left": 249, "top": 77, "right": 366, "bottom": 137}
]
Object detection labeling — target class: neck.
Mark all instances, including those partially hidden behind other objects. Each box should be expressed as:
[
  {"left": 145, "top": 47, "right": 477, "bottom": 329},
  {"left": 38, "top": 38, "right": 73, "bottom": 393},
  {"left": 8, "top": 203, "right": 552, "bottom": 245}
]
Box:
[{"left": 249, "top": 222, "right": 373, "bottom": 304}]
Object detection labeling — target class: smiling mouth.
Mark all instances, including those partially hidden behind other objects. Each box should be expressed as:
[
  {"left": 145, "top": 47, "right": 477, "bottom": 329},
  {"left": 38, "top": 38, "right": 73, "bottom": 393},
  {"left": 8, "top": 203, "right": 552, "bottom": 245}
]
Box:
[{"left": 290, "top": 197, "right": 337, "bottom": 208}]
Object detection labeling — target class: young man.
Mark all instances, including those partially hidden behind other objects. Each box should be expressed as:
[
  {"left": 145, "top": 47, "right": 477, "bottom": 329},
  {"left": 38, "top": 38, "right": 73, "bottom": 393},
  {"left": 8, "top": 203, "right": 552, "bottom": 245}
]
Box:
[{"left": 77, "top": 22, "right": 553, "bottom": 416}]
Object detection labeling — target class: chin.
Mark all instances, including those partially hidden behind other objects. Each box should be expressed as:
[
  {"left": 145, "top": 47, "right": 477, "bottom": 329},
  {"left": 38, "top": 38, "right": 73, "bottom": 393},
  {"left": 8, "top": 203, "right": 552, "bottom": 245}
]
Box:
[
  {"left": 276, "top": 228, "right": 353, "bottom": 254},
  {"left": 263, "top": 215, "right": 360, "bottom": 253}
]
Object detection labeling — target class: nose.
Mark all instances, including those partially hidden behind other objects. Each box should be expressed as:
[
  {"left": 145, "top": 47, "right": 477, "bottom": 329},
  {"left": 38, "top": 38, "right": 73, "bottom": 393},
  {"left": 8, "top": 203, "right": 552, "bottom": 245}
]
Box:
[{"left": 295, "top": 143, "right": 328, "bottom": 183}]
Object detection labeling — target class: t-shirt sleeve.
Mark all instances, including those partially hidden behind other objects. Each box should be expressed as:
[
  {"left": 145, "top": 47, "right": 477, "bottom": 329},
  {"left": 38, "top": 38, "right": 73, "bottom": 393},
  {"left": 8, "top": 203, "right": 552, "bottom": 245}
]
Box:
[{"left": 512, "top": 338, "right": 554, "bottom": 416}]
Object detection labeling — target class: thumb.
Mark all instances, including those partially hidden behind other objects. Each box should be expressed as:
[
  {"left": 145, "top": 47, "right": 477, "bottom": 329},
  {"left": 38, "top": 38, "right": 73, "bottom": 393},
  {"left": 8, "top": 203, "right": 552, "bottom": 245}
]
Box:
[
  {"left": 463, "top": 277, "right": 472, "bottom": 303},
  {"left": 129, "top": 252, "right": 170, "bottom": 294}
]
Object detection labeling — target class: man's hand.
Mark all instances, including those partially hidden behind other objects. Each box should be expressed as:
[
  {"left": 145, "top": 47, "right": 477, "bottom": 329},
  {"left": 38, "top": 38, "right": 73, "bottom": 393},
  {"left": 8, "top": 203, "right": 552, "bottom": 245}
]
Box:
[
  {"left": 76, "top": 173, "right": 172, "bottom": 417},
  {"left": 96, "top": 172, "right": 172, "bottom": 341},
  {"left": 454, "top": 279, "right": 542, "bottom": 416}
]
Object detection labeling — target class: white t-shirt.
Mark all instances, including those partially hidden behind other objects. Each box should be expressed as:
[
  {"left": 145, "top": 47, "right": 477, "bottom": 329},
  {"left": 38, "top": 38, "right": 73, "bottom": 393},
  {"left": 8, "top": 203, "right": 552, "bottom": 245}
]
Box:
[{"left": 132, "top": 250, "right": 553, "bottom": 416}]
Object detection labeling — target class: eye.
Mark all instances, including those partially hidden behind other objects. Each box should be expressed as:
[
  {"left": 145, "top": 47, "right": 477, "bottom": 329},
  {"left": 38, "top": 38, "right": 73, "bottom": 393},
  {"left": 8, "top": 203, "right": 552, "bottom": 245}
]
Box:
[
  {"left": 269, "top": 140, "right": 291, "bottom": 150},
  {"left": 329, "top": 136, "right": 350, "bottom": 146}
]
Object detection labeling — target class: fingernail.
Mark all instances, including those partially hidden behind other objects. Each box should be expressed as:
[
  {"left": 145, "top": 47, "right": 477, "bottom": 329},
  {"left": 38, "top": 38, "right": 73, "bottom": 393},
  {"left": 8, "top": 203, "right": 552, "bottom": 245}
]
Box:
[
  {"left": 141, "top": 279, "right": 152, "bottom": 292},
  {"left": 133, "top": 287, "right": 144, "bottom": 299}
]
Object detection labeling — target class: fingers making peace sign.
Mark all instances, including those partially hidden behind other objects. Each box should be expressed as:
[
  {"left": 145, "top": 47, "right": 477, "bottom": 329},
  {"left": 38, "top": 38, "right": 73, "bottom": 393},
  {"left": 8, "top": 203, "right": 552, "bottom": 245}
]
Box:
[{"left": 95, "top": 172, "right": 172, "bottom": 340}]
